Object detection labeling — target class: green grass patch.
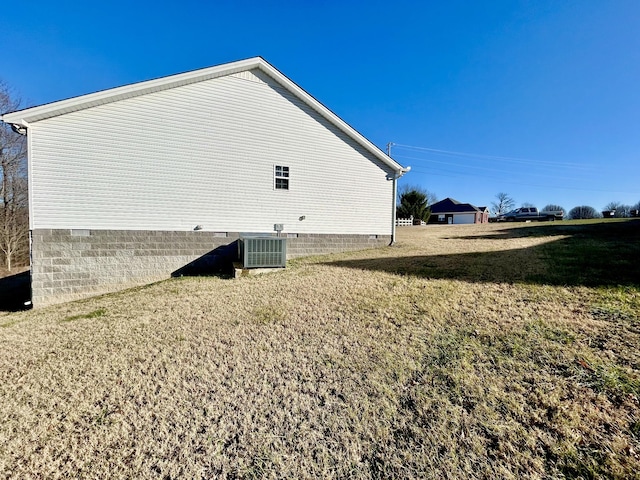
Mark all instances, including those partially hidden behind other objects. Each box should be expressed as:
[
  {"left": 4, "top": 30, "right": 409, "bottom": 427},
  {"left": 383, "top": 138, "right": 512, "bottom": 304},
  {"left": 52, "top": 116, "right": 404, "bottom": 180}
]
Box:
[
  {"left": 61, "top": 308, "right": 107, "bottom": 323},
  {"left": 575, "top": 354, "right": 640, "bottom": 401},
  {"left": 252, "top": 304, "right": 288, "bottom": 324},
  {"left": 537, "top": 220, "right": 640, "bottom": 287},
  {"left": 0, "top": 318, "right": 22, "bottom": 328}
]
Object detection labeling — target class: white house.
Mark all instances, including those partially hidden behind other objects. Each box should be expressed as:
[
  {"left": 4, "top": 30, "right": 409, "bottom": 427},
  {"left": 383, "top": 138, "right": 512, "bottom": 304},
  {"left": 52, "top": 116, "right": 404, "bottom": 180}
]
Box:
[{"left": 2, "top": 57, "right": 409, "bottom": 306}]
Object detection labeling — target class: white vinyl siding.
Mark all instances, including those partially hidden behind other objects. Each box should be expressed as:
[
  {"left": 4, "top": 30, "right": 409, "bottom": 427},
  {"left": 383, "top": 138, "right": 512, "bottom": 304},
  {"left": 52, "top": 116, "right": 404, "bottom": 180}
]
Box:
[{"left": 28, "top": 69, "right": 394, "bottom": 235}]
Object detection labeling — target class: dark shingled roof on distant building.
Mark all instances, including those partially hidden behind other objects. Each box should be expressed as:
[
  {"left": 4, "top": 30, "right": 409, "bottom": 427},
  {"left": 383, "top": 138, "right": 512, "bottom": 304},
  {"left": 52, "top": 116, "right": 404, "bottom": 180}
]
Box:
[{"left": 429, "top": 197, "right": 482, "bottom": 214}]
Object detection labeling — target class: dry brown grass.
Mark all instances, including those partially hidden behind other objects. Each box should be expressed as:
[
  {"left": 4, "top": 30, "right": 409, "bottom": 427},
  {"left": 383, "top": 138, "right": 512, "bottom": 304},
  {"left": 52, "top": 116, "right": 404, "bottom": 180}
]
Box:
[
  {"left": 1, "top": 221, "right": 639, "bottom": 478},
  {"left": 0, "top": 266, "right": 29, "bottom": 279}
]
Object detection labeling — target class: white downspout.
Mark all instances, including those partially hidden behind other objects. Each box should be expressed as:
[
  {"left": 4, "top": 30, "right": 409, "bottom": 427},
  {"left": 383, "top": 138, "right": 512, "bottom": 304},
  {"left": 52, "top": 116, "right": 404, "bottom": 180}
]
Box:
[
  {"left": 389, "top": 167, "right": 411, "bottom": 245},
  {"left": 387, "top": 143, "right": 411, "bottom": 246},
  {"left": 391, "top": 172, "right": 399, "bottom": 245}
]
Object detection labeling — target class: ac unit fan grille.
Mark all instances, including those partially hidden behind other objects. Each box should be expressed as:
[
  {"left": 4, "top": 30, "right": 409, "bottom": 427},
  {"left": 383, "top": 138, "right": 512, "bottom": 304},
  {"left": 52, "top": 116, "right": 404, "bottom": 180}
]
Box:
[{"left": 241, "top": 237, "right": 287, "bottom": 268}]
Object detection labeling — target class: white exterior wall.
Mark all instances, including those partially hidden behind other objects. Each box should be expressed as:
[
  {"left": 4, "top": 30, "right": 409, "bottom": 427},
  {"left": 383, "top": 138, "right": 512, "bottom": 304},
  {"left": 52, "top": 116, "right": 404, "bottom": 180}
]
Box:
[
  {"left": 453, "top": 214, "right": 476, "bottom": 224},
  {"left": 28, "top": 69, "right": 394, "bottom": 235}
]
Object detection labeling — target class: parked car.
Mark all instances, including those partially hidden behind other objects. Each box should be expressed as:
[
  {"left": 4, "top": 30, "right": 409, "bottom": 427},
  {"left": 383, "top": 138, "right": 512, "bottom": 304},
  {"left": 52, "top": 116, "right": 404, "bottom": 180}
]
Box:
[{"left": 497, "top": 207, "right": 564, "bottom": 222}]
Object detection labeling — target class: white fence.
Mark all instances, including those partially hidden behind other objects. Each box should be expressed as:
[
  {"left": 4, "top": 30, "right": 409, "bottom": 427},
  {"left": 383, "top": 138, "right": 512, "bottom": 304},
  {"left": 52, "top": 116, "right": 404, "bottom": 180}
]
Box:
[{"left": 396, "top": 216, "right": 426, "bottom": 226}]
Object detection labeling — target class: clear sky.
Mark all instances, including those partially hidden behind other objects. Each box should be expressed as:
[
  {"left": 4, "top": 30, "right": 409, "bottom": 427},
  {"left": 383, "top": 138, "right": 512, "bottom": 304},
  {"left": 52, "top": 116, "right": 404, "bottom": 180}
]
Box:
[{"left": 2, "top": 0, "right": 639, "bottom": 213}]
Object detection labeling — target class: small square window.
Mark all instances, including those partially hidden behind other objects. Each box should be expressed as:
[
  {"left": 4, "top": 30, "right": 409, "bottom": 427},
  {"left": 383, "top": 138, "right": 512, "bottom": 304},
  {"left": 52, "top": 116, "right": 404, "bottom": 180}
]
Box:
[{"left": 275, "top": 165, "right": 289, "bottom": 190}]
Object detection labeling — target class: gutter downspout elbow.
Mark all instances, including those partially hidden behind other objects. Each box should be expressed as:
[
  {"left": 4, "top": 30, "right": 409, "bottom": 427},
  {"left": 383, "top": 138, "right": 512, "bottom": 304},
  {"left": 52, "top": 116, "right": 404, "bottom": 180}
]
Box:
[{"left": 8, "top": 119, "right": 30, "bottom": 136}]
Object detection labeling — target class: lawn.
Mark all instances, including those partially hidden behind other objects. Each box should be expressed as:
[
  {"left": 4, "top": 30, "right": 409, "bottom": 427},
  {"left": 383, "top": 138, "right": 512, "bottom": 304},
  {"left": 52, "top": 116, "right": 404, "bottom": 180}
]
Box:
[{"left": 1, "top": 220, "right": 639, "bottom": 479}]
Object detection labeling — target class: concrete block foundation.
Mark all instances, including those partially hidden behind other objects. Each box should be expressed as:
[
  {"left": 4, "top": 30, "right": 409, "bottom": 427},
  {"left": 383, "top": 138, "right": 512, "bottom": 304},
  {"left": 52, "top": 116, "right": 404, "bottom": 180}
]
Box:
[{"left": 30, "top": 229, "right": 390, "bottom": 307}]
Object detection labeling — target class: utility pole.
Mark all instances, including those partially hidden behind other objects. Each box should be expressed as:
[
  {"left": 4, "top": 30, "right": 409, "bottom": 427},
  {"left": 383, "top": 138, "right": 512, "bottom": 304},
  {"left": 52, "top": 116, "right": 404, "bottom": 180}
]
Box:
[
  {"left": 387, "top": 142, "right": 398, "bottom": 245},
  {"left": 385, "top": 142, "right": 410, "bottom": 246}
]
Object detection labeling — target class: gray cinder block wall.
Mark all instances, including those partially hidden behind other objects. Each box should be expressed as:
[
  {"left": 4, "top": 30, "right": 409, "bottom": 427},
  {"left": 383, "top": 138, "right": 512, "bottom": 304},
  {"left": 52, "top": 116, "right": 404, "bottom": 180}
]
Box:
[{"left": 30, "top": 229, "right": 390, "bottom": 307}]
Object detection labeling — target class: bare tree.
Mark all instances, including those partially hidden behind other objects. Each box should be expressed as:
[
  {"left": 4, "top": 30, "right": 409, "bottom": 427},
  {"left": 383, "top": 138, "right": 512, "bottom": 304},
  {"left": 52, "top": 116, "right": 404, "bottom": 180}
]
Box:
[
  {"left": 0, "top": 82, "right": 28, "bottom": 272},
  {"left": 398, "top": 184, "right": 437, "bottom": 207},
  {"left": 604, "top": 201, "right": 631, "bottom": 218},
  {"left": 568, "top": 205, "right": 600, "bottom": 220},
  {"left": 521, "top": 202, "right": 536, "bottom": 208},
  {"left": 491, "top": 192, "right": 515, "bottom": 215},
  {"left": 543, "top": 204, "right": 565, "bottom": 213}
]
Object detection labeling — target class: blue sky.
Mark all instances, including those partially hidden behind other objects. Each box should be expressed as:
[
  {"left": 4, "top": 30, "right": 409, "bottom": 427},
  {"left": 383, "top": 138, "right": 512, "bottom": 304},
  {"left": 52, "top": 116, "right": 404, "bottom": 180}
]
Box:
[{"left": 2, "top": 0, "right": 639, "bottom": 213}]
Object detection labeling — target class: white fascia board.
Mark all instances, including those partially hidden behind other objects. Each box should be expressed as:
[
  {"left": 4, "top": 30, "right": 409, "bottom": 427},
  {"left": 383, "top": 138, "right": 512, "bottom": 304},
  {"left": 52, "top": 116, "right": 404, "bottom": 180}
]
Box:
[
  {"left": 1, "top": 57, "right": 262, "bottom": 124},
  {"left": 1, "top": 57, "right": 407, "bottom": 173},
  {"left": 254, "top": 61, "right": 405, "bottom": 174}
]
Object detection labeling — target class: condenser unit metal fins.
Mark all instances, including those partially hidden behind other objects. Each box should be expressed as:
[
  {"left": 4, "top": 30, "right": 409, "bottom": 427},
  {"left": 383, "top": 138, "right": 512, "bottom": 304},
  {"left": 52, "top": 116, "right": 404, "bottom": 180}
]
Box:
[{"left": 239, "top": 236, "right": 287, "bottom": 268}]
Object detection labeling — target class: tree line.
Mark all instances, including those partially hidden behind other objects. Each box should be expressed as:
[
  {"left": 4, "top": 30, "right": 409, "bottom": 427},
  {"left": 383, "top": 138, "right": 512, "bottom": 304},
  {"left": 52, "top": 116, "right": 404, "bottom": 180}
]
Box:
[
  {"left": 397, "top": 188, "right": 640, "bottom": 224},
  {"left": 0, "top": 82, "right": 28, "bottom": 273},
  {"left": 491, "top": 193, "right": 640, "bottom": 219}
]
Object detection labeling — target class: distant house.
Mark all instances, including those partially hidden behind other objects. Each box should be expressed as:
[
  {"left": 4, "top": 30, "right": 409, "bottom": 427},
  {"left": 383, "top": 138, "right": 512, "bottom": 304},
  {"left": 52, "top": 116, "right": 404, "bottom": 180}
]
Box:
[
  {"left": 1, "top": 57, "right": 409, "bottom": 306},
  {"left": 428, "top": 198, "right": 489, "bottom": 225}
]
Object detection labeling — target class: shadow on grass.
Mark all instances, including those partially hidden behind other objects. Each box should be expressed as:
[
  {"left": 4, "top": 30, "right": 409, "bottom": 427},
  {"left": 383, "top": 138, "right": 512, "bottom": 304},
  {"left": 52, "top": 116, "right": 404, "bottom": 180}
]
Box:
[
  {"left": 325, "top": 220, "right": 640, "bottom": 287},
  {"left": 171, "top": 241, "right": 239, "bottom": 278},
  {"left": 0, "top": 271, "right": 32, "bottom": 312},
  {"left": 447, "top": 219, "right": 639, "bottom": 241}
]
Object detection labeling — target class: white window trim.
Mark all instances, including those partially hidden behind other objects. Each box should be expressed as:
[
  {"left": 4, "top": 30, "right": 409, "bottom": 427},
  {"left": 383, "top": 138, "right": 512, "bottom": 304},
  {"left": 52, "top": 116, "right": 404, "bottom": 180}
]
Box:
[{"left": 274, "top": 165, "right": 290, "bottom": 190}]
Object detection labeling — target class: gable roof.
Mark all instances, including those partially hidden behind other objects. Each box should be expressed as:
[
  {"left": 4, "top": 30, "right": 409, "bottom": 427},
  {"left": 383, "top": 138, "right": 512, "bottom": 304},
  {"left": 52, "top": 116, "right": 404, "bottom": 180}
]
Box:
[
  {"left": 2, "top": 57, "right": 408, "bottom": 175},
  {"left": 430, "top": 197, "right": 481, "bottom": 214}
]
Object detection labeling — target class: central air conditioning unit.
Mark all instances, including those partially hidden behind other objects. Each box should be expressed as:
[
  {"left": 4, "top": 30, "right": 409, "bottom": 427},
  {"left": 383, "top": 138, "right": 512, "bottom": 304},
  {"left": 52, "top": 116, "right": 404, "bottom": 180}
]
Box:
[{"left": 238, "top": 236, "right": 287, "bottom": 268}]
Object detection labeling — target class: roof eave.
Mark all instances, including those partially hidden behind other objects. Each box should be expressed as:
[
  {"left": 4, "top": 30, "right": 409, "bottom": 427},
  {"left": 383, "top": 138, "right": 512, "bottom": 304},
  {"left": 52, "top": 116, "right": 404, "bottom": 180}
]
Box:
[
  {"left": 253, "top": 60, "right": 404, "bottom": 173},
  {"left": 1, "top": 56, "right": 406, "bottom": 173},
  {"left": 1, "top": 57, "right": 265, "bottom": 124}
]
